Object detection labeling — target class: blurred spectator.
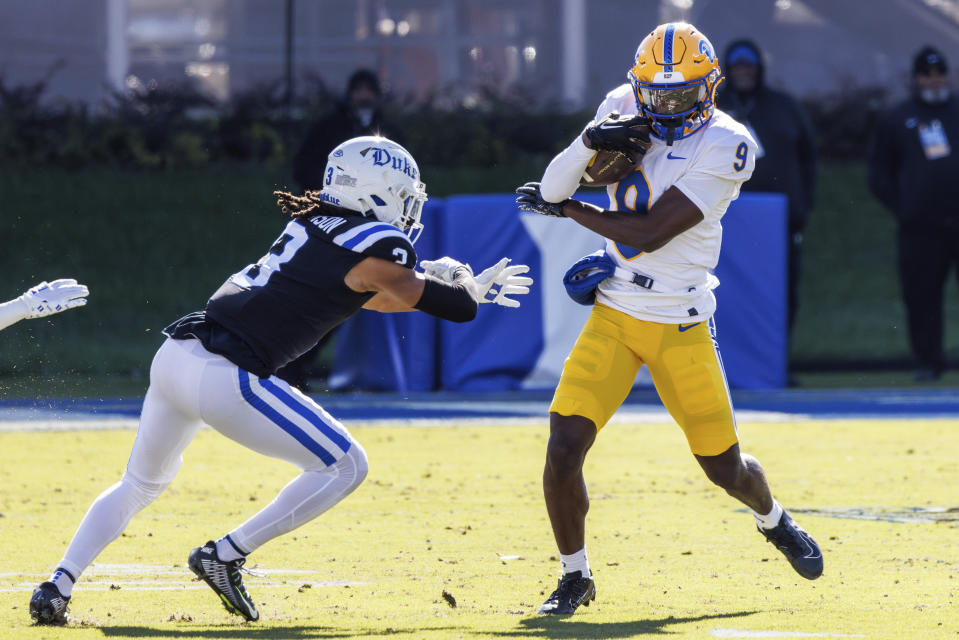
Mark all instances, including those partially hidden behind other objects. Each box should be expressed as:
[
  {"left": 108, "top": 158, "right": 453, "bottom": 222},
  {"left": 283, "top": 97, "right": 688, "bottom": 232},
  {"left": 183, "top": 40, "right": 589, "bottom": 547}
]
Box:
[
  {"left": 719, "top": 40, "right": 816, "bottom": 340},
  {"left": 868, "top": 46, "right": 959, "bottom": 382},
  {"left": 279, "top": 69, "right": 402, "bottom": 390},
  {"left": 292, "top": 68, "right": 401, "bottom": 191}
]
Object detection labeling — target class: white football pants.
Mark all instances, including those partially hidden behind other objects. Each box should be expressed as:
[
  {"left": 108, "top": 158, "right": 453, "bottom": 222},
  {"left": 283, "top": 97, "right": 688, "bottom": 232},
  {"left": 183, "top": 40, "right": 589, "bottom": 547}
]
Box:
[{"left": 57, "top": 338, "right": 368, "bottom": 582}]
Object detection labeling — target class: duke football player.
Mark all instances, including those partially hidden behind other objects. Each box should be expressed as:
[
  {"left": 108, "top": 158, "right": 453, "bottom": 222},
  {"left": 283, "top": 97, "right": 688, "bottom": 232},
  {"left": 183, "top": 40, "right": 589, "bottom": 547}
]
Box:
[
  {"left": 0, "top": 279, "right": 88, "bottom": 331},
  {"left": 516, "top": 22, "right": 822, "bottom": 615},
  {"left": 30, "top": 136, "right": 532, "bottom": 625}
]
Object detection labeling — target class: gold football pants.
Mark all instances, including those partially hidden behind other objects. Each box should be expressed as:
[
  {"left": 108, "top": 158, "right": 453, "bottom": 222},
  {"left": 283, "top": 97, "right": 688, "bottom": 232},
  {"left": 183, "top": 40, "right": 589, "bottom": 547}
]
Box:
[{"left": 550, "top": 303, "right": 738, "bottom": 456}]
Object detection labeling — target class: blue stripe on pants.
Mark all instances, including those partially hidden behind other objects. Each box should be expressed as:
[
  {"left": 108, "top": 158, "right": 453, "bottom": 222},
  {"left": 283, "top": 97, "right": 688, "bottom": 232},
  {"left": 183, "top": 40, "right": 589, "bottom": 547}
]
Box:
[
  {"left": 238, "top": 370, "right": 337, "bottom": 466},
  {"left": 258, "top": 377, "right": 352, "bottom": 453}
]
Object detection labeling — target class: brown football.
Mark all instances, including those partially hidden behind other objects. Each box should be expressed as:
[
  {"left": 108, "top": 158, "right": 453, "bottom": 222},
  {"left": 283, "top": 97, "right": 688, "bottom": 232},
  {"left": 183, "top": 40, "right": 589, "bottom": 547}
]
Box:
[{"left": 580, "top": 150, "right": 637, "bottom": 186}]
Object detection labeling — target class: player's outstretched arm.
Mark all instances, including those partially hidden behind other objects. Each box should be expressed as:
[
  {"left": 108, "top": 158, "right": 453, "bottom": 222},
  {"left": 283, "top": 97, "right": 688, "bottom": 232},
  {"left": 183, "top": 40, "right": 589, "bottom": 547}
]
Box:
[
  {"left": 0, "top": 279, "right": 90, "bottom": 331},
  {"left": 349, "top": 255, "right": 478, "bottom": 322},
  {"left": 350, "top": 255, "right": 532, "bottom": 319},
  {"left": 518, "top": 183, "right": 704, "bottom": 253},
  {"left": 422, "top": 257, "right": 533, "bottom": 309}
]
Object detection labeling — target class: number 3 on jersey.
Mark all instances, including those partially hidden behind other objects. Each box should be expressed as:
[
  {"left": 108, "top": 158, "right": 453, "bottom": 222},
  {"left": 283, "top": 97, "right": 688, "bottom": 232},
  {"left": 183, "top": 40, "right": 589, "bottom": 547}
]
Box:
[{"left": 231, "top": 222, "right": 308, "bottom": 288}]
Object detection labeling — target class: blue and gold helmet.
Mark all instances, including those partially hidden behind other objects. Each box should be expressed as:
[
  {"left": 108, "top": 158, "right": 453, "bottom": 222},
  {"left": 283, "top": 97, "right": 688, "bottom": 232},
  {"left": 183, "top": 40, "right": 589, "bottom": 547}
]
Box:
[{"left": 628, "top": 22, "right": 722, "bottom": 144}]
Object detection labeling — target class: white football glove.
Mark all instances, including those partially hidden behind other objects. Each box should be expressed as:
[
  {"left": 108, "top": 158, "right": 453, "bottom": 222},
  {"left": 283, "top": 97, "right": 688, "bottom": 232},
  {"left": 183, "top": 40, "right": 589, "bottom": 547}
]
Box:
[
  {"left": 421, "top": 257, "right": 533, "bottom": 307},
  {"left": 19, "top": 279, "right": 89, "bottom": 319},
  {"left": 469, "top": 257, "right": 533, "bottom": 308},
  {"left": 419, "top": 257, "right": 472, "bottom": 283}
]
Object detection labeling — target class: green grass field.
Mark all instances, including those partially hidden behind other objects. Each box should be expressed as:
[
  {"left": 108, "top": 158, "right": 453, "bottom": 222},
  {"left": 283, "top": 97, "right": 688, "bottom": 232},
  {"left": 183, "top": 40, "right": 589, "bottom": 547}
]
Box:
[{"left": 2, "top": 418, "right": 957, "bottom": 639}]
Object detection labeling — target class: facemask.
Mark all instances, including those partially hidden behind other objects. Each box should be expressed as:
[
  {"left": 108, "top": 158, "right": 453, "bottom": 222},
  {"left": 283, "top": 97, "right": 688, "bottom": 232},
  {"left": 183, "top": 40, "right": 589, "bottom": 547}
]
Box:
[{"left": 919, "top": 87, "right": 950, "bottom": 105}]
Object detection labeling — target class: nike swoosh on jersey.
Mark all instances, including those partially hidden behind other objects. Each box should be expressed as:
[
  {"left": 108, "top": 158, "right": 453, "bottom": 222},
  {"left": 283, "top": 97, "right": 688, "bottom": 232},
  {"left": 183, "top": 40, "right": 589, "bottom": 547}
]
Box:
[
  {"left": 666, "top": 152, "right": 687, "bottom": 160},
  {"left": 678, "top": 322, "right": 702, "bottom": 332}
]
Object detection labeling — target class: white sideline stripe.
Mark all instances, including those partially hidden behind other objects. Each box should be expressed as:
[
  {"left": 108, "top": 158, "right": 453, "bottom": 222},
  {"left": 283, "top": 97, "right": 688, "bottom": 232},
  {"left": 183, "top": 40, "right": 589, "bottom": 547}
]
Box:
[
  {"left": 0, "top": 419, "right": 140, "bottom": 432},
  {"left": 2, "top": 566, "right": 326, "bottom": 578},
  {"left": 0, "top": 581, "right": 368, "bottom": 593},
  {"left": 0, "top": 409, "right": 807, "bottom": 433},
  {"left": 712, "top": 629, "right": 865, "bottom": 638}
]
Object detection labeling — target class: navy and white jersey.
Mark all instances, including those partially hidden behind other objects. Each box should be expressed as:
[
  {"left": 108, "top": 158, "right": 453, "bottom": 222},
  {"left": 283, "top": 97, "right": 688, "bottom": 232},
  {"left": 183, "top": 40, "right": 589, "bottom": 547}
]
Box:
[{"left": 164, "top": 212, "right": 416, "bottom": 377}]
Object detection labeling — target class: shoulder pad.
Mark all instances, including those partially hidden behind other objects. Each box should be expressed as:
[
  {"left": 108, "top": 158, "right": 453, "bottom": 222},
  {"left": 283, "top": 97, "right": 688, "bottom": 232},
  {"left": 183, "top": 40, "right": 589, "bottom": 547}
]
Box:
[
  {"left": 331, "top": 220, "right": 417, "bottom": 268},
  {"left": 691, "top": 124, "right": 757, "bottom": 180},
  {"left": 595, "top": 84, "right": 638, "bottom": 122},
  {"left": 604, "top": 83, "right": 634, "bottom": 102}
]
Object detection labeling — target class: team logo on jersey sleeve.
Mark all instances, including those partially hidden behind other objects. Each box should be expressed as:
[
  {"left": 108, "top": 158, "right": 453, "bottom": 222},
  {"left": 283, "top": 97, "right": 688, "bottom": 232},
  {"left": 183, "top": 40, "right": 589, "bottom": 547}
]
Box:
[{"left": 611, "top": 169, "right": 652, "bottom": 260}]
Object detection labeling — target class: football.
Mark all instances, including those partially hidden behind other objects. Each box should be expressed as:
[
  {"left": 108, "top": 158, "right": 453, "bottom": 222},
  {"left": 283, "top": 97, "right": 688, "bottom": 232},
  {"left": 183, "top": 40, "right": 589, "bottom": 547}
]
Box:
[{"left": 580, "top": 149, "right": 636, "bottom": 186}]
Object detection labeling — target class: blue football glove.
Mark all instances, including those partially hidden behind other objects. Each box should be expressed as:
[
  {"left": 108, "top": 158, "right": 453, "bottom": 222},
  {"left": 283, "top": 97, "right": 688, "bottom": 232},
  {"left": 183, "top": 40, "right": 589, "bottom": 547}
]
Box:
[{"left": 563, "top": 251, "right": 615, "bottom": 305}]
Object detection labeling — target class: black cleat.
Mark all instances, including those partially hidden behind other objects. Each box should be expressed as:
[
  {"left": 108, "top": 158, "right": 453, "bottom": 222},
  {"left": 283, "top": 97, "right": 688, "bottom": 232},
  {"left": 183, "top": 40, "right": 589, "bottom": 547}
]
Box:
[
  {"left": 538, "top": 570, "right": 596, "bottom": 614},
  {"left": 188, "top": 541, "right": 259, "bottom": 621},
  {"left": 758, "top": 510, "right": 823, "bottom": 579},
  {"left": 29, "top": 581, "right": 70, "bottom": 625}
]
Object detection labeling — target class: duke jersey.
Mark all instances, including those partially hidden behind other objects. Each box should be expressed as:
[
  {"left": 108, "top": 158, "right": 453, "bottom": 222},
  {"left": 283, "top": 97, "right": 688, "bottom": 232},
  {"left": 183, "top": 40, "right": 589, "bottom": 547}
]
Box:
[
  {"left": 164, "top": 213, "right": 416, "bottom": 377},
  {"left": 593, "top": 84, "right": 757, "bottom": 323}
]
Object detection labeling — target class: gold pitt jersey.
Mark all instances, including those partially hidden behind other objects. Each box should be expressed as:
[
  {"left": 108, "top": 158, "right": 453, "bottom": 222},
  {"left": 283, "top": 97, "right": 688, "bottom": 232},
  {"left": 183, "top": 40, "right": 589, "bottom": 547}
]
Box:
[{"left": 592, "top": 83, "right": 757, "bottom": 323}]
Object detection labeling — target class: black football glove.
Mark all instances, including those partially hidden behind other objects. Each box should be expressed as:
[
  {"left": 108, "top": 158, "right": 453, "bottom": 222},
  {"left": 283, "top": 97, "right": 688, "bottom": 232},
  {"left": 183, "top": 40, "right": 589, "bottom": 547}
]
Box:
[
  {"left": 583, "top": 112, "right": 652, "bottom": 156},
  {"left": 515, "top": 182, "right": 567, "bottom": 218}
]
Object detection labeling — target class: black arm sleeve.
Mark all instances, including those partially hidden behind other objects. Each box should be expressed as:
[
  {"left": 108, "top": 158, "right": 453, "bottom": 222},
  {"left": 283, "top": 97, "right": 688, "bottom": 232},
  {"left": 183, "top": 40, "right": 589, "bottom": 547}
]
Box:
[{"left": 414, "top": 278, "right": 478, "bottom": 323}]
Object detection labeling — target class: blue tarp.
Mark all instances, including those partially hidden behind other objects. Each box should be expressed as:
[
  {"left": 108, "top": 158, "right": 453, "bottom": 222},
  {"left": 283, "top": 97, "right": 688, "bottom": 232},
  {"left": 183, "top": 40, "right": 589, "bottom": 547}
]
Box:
[{"left": 331, "top": 191, "right": 787, "bottom": 391}]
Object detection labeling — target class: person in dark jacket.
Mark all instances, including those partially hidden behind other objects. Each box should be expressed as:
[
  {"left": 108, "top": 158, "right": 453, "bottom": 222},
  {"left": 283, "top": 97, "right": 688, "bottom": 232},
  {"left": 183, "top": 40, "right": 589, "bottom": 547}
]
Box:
[
  {"left": 868, "top": 46, "right": 959, "bottom": 382},
  {"left": 293, "top": 69, "right": 401, "bottom": 192},
  {"left": 282, "top": 69, "right": 403, "bottom": 390},
  {"left": 718, "top": 39, "right": 817, "bottom": 337}
]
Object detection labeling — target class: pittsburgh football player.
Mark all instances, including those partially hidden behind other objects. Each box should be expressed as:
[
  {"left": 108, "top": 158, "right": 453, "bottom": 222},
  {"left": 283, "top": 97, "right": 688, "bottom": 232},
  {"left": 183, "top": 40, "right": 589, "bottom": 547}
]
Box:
[{"left": 517, "top": 22, "right": 823, "bottom": 616}]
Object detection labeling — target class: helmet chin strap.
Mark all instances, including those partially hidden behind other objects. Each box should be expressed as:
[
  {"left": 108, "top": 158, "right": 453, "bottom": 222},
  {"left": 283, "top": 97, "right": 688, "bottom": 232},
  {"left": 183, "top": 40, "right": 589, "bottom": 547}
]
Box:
[{"left": 665, "top": 127, "right": 676, "bottom": 146}]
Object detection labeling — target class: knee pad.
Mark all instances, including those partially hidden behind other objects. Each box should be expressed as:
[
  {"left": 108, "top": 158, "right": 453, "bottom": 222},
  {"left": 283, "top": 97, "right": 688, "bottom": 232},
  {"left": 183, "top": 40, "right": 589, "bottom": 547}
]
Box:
[
  {"left": 298, "top": 441, "right": 368, "bottom": 493},
  {"left": 338, "top": 442, "right": 369, "bottom": 489},
  {"left": 120, "top": 472, "right": 169, "bottom": 510}
]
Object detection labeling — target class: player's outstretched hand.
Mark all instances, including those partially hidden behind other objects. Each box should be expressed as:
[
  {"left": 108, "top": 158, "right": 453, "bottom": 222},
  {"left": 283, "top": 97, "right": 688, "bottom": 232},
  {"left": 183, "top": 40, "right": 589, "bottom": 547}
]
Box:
[
  {"left": 516, "top": 182, "right": 567, "bottom": 218},
  {"left": 19, "top": 279, "right": 89, "bottom": 319},
  {"left": 420, "top": 257, "right": 472, "bottom": 283},
  {"left": 471, "top": 258, "right": 533, "bottom": 308},
  {"left": 583, "top": 111, "right": 651, "bottom": 156}
]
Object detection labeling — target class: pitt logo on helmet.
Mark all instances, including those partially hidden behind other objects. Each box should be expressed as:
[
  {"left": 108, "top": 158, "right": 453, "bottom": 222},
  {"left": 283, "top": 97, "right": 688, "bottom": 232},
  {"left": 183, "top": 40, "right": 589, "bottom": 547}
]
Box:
[{"left": 628, "top": 22, "right": 722, "bottom": 144}]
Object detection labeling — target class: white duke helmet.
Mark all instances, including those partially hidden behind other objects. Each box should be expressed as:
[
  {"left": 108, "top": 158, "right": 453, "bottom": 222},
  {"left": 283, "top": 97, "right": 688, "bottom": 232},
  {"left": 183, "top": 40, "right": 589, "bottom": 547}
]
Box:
[{"left": 319, "top": 136, "right": 428, "bottom": 243}]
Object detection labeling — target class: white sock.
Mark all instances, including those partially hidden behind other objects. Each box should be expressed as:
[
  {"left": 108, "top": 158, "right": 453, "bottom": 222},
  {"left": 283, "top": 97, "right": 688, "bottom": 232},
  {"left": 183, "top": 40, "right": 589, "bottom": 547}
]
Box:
[
  {"left": 226, "top": 444, "right": 368, "bottom": 554},
  {"left": 753, "top": 499, "right": 784, "bottom": 530},
  {"left": 49, "top": 567, "right": 76, "bottom": 597},
  {"left": 560, "top": 548, "right": 590, "bottom": 577},
  {"left": 215, "top": 535, "right": 248, "bottom": 562}
]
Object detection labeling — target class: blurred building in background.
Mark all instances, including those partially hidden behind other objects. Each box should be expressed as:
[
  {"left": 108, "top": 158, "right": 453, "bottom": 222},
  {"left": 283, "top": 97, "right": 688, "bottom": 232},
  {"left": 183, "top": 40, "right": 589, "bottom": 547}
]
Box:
[{"left": 1, "top": 0, "right": 958, "bottom": 108}]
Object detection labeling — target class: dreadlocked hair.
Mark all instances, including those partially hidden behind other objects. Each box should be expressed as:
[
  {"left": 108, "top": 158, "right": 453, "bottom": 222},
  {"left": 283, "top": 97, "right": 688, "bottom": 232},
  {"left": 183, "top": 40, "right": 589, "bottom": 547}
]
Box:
[
  {"left": 274, "top": 189, "right": 325, "bottom": 218},
  {"left": 274, "top": 189, "right": 366, "bottom": 220}
]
